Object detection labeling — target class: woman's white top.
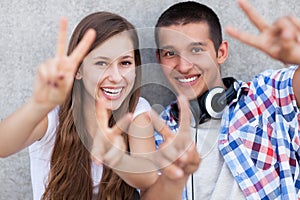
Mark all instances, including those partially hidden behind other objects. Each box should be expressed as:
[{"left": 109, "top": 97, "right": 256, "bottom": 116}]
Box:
[{"left": 28, "top": 97, "right": 151, "bottom": 200}]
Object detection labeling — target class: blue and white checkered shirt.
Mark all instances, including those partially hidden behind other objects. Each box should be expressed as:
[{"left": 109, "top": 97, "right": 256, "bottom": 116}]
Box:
[{"left": 155, "top": 66, "right": 300, "bottom": 200}]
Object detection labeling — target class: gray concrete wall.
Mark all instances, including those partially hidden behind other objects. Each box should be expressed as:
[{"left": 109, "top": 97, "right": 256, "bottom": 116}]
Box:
[{"left": 0, "top": 0, "right": 299, "bottom": 199}]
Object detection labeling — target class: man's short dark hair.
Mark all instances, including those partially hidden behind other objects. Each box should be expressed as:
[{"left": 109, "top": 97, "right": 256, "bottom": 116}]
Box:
[{"left": 155, "top": 1, "right": 222, "bottom": 53}]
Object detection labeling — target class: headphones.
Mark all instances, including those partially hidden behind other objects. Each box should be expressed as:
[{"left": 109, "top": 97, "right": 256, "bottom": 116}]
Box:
[{"left": 170, "top": 77, "right": 239, "bottom": 124}]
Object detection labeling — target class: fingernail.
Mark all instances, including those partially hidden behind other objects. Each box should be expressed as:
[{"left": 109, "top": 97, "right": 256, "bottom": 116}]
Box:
[
  {"left": 297, "top": 35, "right": 300, "bottom": 43},
  {"left": 175, "top": 169, "right": 184, "bottom": 177},
  {"left": 282, "top": 30, "right": 293, "bottom": 39},
  {"left": 181, "top": 153, "right": 188, "bottom": 161}
]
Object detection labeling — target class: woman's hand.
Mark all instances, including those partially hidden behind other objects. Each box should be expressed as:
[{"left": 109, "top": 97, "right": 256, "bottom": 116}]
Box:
[
  {"left": 91, "top": 97, "right": 133, "bottom": 167},
  {"left": 150, "top": 95, "right": 201, "bottom": 178},
  {"left": 32, "top": 18, "right": 96, "bottom": 109}
]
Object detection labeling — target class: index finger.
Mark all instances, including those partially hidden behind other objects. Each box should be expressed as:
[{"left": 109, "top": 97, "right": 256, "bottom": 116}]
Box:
[
  {"left": 95, "top": 96, "right": 109, "bottom": 130},
  {"left": 237, "top": 0, "right": 269, "bottom": 31},
  {"left": 110, "top": 113, "right": 133, "bottom": 137},
  {"left": 225, "top": 25, "right": 262, "bottom": 50},
  {"left": 55, "top": 18, "right": 68, "bottom": 57},
  {"left": 177, "top": 95, "right": 191, "bottom": 134},
  {"left": 149, "top": 109, "right": 174, "bottom": 141},
  {"left": 69, "top": 29, "right": 96, "bottom": 65}
]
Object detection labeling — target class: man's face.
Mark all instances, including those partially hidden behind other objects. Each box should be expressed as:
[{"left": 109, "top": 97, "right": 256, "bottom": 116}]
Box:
[{"left": 157, "top": 22, "right": 225, "bottom": 100}]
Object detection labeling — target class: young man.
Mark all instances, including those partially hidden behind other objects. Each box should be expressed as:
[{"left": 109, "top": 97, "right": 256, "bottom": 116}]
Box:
[{"left": 154, "top": 0, "right": 300, "bottom": 199}]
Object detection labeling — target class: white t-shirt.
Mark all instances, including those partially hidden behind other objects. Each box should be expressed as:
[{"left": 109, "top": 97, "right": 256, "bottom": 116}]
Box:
[
  {"left": 28, "top": 97, "right": 151, "bottom": 200},
  {"left": 186, "top": 119, "right": 245, "bottom": 200}
]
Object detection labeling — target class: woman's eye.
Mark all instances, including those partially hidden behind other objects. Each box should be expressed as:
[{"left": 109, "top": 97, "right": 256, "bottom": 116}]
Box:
[
  {"left": 191, "top": 47, "right": 203, "bottom": 53},
  {"left": 95, "top": 61, "right": 107, "bottom": 66},
  {"left": 121, "top": 61, "right": 132, "bottom": 66}
]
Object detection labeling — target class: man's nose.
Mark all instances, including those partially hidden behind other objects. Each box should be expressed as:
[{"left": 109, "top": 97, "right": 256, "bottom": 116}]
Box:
[{"left": 175, "top": 55, "right": 193, "bottom": 74}]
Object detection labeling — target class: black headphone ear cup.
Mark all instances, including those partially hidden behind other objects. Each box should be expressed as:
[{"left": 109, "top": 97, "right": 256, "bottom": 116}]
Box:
[
  {"left": 224, "top": 80, "right": 239, "bottom": 104},
  {"left": 197, "top": 91, "right": 211, "bottom": 123}
]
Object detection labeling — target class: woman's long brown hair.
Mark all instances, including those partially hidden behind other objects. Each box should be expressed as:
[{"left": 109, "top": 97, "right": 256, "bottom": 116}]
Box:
[{"left": 42, "top": 12, "right": 141, "bottom": 200}]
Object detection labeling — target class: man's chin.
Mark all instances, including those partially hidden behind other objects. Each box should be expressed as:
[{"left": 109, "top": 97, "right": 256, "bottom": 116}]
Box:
[{"left": 175, "top": 90, "right": 199, "bottom": 100}]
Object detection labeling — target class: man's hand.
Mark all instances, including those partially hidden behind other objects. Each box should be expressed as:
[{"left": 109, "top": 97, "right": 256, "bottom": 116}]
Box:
[{"left": 226, "top": 0, "right": 300, "bottom": 65}]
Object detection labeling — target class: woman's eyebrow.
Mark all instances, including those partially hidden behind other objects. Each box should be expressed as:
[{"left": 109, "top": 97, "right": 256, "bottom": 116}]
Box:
[
  {"left": 93, "top": 56, "right": 110, "bottom": 60},
  {"left": 121, "top": 55, "right": 134, "bottom": 59}
]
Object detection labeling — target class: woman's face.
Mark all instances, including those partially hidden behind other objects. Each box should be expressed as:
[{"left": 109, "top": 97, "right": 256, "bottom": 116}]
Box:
[{"left": 79, "top": 32, "right": 136, "bottom": 111}]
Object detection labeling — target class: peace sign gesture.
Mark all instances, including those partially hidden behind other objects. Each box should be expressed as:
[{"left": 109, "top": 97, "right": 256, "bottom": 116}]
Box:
[
  {"left": 226, "top": 0, "right": 300, "bottom": 65},
  {"left": 32, "top": 18, "right": 96, "bottom": 110},
  {"left": 150, "top": 96, "right": 200, "bottom": 178},
  {"left": 90, "top": 96, "right": 133, "bottom": 167}
]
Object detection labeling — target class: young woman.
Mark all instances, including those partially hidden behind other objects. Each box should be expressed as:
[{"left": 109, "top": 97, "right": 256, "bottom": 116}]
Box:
[{"left": 0, "top": 12, "right": 158, "bottom": 199}]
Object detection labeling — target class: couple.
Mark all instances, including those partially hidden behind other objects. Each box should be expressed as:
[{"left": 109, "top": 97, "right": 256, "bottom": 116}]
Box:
[{"left": 1, "top": 0, "right": 300, "bottom": 200}]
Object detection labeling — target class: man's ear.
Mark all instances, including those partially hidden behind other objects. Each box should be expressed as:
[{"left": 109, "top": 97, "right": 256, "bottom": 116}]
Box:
[
  {"left": 217, "top": 41, "right": 229, "bottom": 64},
  {"left": 156, "top": 49, "right": 161, "bottom": 63}
]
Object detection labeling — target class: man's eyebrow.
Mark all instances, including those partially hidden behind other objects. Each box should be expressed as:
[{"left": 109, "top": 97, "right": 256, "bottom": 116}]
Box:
[
  {"left": 159, "top": 45, "right": 174, "bottom": 50},
  {"left": 190, "top": 42, "right": 207, "bottom": 46}
]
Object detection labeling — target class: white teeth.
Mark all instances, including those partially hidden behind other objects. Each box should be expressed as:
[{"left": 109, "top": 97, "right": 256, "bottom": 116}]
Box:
[
  {"left": 177, "top": 76, "right": 197, "bottom": 83},
  {"left": 102, "top": 88, "right": 122, "bottom": 96}
]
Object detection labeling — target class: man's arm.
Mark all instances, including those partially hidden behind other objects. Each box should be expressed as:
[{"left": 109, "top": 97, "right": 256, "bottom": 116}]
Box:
[{"left": 293, "top": 68, "right": 300, "bottom": 107}]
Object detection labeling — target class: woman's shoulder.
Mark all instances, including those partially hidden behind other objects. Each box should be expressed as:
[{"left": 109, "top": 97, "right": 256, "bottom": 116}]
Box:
[
  {"left": 133, "top": 97, "right": 151, "bottom": 119},
  {"left": 30, "top": 106, "right": 60, "bottom": 148}
]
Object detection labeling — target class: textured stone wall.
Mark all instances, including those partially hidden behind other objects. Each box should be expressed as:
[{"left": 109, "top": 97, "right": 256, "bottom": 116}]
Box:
[{"left": 0, "top": 0, "right": 299, "bottom": 199}]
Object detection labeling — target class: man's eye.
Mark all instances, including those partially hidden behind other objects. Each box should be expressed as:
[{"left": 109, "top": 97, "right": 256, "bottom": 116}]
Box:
[
  {"left": 191, "top": 47, "right": 203, "bottom": 53},
  {"left": 164, "top": 51, "right": 176, "bottom": 57}
]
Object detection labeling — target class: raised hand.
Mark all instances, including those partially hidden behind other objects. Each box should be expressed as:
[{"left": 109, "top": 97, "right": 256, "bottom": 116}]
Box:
[
  {"left": 226, "top": 0, "right": 300, "bottom": 65},
  {"left": 150, "top": 96, "right": 200, "bottom": 178},
  {"left": 140, "top": 96, "right": 200, "bottom": 200},
  {"left": 33, "top": 18, "right": 96, "bottom": 109},
  {"left": 91, "top": 96, "right": 133, "bottom": 167}
]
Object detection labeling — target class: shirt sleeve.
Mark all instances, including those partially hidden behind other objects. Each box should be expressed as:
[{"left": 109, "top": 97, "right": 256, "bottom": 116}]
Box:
[
  {"left": 132, "top": 97, "right": 151, "bottom": 119},
  {"left": 30, "top": 106, "right": 60, "bottom": 149}
]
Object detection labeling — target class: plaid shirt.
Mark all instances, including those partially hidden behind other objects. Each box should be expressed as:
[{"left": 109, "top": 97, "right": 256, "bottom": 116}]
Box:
[{"left": 155, "top": 66, "right": 300, "bottom": 200}]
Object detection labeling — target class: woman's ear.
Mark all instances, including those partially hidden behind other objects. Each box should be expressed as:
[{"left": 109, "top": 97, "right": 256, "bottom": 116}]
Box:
[
  {"left": 75, "top": 65, "right": 83, "bottom": 80},
  {"left": 217, "top": 41, "right": 229, "bottom": 64},
  {"left": 75, "top": 71, "right": 82, "bottom": 80}
]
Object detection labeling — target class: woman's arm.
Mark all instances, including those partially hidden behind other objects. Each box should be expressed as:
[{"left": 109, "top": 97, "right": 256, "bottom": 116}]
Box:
[
  {"left": 140, "top": 96, "right": 201, "bottom": 199},
  {"left": 0, "top": 100, "right": 49, "bottom": 157},
  {"left": 0, "top": 19, "right": 96, "bottom": 157}
]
